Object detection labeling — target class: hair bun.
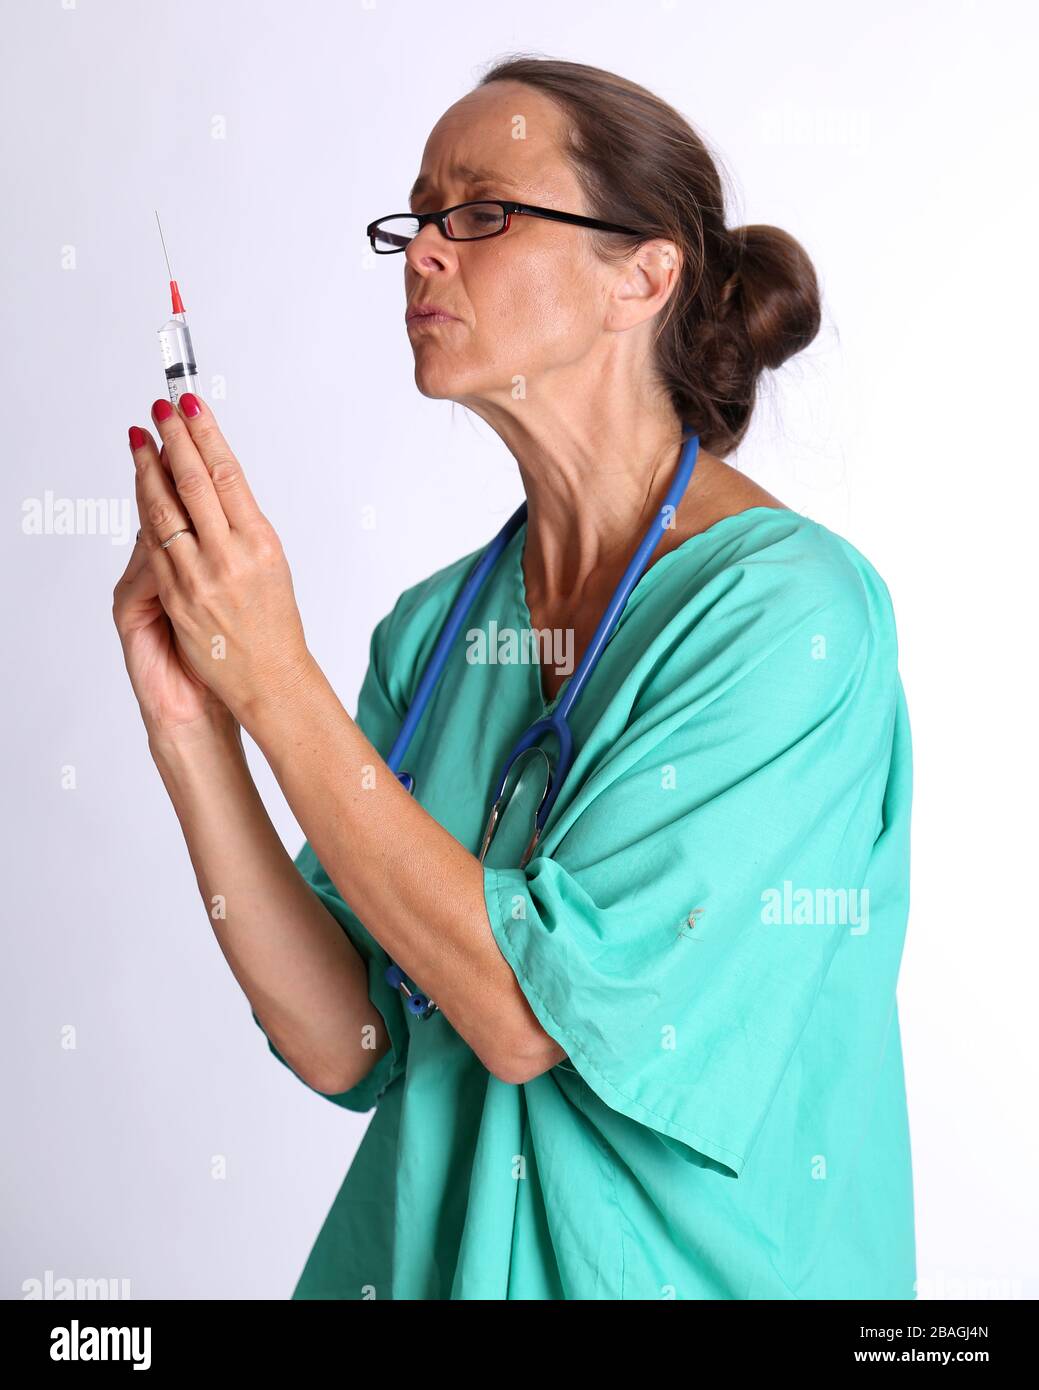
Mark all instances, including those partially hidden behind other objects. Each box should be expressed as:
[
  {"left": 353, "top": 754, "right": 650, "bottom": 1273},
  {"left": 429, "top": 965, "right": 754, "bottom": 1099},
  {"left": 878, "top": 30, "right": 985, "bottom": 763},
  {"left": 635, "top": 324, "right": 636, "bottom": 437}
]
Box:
[{"left": 723, "top": 224, "right": 821, "bottom": 373}]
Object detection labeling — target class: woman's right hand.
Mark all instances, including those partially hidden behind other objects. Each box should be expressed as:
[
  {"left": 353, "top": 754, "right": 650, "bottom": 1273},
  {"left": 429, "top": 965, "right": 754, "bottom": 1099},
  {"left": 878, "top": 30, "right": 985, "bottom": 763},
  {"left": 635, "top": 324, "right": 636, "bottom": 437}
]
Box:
[{"left": 113, "top": 531, "right": 239, "bottom": 748}]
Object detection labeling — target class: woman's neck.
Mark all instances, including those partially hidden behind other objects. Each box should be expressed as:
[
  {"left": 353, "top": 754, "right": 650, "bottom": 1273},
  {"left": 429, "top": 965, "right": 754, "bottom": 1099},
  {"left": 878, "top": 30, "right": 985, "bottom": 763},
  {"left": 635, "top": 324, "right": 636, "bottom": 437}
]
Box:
[{"left": 478, "top": 400, "right": 780, "bottom": 612}]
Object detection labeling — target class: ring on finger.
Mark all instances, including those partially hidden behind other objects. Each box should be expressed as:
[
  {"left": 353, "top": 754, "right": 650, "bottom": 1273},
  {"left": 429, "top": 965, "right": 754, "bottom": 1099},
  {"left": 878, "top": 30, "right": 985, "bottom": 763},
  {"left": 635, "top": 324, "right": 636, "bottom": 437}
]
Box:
[
  {"left": 159, "top": 526, "right": 194, "bottom": 549},
  {"left": 136, "top": 522, "right": 196, "bottom": 547}
]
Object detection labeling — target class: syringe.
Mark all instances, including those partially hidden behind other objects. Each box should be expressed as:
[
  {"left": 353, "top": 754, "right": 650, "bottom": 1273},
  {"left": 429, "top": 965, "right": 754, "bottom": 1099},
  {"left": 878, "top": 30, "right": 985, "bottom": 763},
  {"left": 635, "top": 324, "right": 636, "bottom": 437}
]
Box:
[{"left": 155, "top": 211, "right": 201, "bottom": 405}]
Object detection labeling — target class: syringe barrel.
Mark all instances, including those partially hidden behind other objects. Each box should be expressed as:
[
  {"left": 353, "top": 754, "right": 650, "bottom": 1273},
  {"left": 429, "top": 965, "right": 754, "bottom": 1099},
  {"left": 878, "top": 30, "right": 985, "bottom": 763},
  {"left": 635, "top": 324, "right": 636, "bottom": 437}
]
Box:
[{"left": 157, "top": 314, "right": 200, "bottom": 404}]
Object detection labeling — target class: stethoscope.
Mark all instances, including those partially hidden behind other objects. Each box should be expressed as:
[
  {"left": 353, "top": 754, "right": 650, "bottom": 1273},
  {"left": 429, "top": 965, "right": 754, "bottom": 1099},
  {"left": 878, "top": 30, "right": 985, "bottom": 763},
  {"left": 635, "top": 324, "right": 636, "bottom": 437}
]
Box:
[{"left": 384, "top": 429, "right": 701, "bottom": 1019}]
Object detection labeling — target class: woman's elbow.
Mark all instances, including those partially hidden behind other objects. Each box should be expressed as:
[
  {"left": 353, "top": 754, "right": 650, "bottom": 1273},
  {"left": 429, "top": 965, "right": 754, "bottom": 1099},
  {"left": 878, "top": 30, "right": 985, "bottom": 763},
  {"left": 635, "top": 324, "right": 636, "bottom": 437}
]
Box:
[{"left": 488, "top": 1031, "right": 567, "bottom": 1086}]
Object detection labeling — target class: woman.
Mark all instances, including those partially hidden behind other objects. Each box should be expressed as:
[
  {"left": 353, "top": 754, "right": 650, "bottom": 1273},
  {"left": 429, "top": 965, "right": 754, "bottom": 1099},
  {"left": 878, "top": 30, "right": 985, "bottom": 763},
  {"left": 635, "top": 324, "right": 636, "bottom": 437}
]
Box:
[{"left": 113, "top": 56, "right": 914, "bottom": 1300}]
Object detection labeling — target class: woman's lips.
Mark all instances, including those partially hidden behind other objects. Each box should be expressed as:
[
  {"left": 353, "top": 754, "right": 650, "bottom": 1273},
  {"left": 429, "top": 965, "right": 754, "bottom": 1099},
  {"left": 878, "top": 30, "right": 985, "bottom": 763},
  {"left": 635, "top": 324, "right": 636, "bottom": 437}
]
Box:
[{"left": 406, "top": 305, "right": 460, "bottom": 326}]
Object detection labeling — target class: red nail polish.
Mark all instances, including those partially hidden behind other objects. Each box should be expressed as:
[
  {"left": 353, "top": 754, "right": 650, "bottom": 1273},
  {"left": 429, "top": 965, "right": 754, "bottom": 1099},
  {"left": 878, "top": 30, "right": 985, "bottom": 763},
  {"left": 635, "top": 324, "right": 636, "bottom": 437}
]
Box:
[
  {"left": 128, "top": 425, "right": 147, "bottom": 450},
  {"left": 152, "top": 399, "right": 174, "bottom": 422},
  {"left": 179, "top": 392, "right": 201, "bottom": 418}
]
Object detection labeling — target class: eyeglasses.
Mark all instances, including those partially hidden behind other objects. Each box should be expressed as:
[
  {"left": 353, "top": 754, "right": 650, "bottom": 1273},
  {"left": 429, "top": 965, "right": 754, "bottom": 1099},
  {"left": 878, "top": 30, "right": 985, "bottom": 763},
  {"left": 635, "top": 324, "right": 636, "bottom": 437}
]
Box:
[{"left": 366, "top": 199, "right": 643, "bottom": 254}]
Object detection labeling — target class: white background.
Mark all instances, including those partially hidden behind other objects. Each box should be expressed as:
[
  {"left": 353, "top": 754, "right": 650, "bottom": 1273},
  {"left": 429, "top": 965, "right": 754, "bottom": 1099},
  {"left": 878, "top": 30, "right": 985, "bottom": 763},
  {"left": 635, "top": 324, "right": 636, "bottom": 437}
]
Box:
[{"left": 2, "top": 0, "right": 1036, "bottom": 1299}]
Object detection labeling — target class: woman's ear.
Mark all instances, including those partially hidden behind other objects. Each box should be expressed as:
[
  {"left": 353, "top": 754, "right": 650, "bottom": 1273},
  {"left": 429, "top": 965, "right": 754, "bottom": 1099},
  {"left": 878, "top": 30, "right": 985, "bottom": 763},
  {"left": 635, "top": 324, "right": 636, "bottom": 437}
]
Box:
[{"left": 608, "top": 240, "right": 682, "bottom": 330}]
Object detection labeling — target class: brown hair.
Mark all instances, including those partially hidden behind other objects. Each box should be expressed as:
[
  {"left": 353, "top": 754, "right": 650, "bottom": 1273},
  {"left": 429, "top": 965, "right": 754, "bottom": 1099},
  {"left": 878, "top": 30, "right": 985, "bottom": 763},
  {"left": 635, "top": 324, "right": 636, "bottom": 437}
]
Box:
[{"left": 476, "top": 54, "right": 822, "bottom": 457}]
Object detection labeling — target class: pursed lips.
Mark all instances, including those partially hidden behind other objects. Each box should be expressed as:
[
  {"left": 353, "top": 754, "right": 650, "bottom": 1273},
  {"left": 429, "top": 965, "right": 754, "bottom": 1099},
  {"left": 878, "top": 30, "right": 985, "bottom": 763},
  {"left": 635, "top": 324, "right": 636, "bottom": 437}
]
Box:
[{"left": 406, "top": 304, "right": 460, "bottom": 324}]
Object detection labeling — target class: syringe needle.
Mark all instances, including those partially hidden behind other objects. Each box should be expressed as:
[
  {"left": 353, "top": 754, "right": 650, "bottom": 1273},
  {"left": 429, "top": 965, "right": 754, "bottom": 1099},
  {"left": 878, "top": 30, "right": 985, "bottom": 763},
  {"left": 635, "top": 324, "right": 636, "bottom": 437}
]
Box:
[
  {"left": 155, "top": 210, "right": 174, "bottom": 279},
  {"left": 155, "top": 211, "right": 185, "bottom": 315}
]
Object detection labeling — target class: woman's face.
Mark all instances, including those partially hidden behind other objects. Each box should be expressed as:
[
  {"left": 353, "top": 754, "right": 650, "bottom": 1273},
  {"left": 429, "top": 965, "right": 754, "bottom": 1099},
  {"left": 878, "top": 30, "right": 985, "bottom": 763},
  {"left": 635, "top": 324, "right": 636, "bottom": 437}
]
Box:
[{"left": 400, "top": 81, "right": 629, "bottom": 413}]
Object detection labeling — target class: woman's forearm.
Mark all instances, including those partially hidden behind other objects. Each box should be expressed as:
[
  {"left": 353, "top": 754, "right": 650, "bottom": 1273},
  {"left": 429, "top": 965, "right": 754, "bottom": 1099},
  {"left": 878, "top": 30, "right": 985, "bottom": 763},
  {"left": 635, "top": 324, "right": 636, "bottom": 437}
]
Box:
[
  {"left": 241, "top": 662, "right": 566, "bottom": 1084},
  {"left": 148, "top": 724, "right": 389, "bottom": 1095}
]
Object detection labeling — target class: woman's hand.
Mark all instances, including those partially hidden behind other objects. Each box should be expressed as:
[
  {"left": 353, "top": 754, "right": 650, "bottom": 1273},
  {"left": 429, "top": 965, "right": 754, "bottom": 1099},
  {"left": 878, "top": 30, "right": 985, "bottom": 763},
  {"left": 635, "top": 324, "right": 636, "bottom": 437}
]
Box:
[
  {"left": 118, "top": 393, "right": 315, "bottom": 734},
  {"left": 112, "top": 509, "right": 239, "bottom": 747}
]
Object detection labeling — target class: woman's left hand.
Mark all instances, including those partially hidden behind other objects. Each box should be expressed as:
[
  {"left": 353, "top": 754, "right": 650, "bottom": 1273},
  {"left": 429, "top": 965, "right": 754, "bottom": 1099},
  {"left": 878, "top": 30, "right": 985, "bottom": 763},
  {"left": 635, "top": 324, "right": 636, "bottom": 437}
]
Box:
[{"left": 128, "top": 393, "right": 315, "bottom": 729}]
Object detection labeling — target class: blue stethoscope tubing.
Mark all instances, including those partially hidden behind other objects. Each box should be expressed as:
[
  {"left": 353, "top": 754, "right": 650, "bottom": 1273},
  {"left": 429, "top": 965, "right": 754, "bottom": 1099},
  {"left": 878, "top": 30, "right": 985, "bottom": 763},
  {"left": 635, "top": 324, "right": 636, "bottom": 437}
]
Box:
[
  {"left": 384, "top": 505, "right": 529, "bottom": 793},
  {"left": 383, "top": 427, "right": 701, "bottom": 1017}
]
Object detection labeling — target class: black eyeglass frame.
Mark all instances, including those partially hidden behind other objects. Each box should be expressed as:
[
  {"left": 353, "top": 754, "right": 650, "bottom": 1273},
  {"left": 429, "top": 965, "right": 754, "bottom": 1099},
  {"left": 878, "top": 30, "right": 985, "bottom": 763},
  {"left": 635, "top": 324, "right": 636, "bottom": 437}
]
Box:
[{"left": 365, "top": 199, "right": 644, "bottom": 253}]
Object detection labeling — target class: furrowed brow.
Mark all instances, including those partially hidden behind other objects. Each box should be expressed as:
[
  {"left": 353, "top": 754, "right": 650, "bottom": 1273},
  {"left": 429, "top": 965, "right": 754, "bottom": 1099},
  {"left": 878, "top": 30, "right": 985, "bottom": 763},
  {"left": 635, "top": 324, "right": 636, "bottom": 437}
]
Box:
[{"left": 409, "top": 163, "right": 514, "bottom": 207}]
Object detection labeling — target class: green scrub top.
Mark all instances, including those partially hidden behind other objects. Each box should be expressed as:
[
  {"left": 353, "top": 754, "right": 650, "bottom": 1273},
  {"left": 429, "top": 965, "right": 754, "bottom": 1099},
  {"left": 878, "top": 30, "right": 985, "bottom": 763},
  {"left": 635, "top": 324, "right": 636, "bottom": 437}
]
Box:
[{"left": 252, "top": 504, "right": 916, "bottom": 1300}]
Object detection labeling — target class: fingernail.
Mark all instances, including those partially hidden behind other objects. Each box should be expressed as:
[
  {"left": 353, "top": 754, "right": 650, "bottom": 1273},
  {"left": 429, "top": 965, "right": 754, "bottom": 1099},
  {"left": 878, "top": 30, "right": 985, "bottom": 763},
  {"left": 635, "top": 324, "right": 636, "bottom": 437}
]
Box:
[
  {"left": 128, "top": 425, "right": 148, "bottom": 451},
  {"left": 179, "top": 392, "right": 201, "bottom": 419},
  {"left": 152, "top": 399, "right": 174, "bottom": 422}
]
